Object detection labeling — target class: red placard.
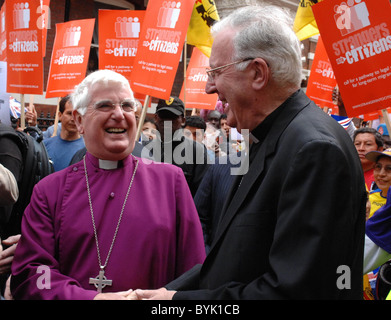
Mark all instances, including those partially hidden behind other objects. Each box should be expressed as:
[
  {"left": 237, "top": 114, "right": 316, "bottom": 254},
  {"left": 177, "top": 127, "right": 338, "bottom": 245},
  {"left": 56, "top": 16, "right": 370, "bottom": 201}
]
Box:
[
  {"left": 6, "top": 0, "right": 43, "bottom": 94},
  {"left": 305, "top": 36, "right": 337, "bottom": 113},
  {"left": 179, "top": 47, "right": 217, "bottom": 110},
  {"left": 130, "top": 0, "right": 196, "bottom": 99},
  {"left": 45, "top": 18, "right": 95, "bottom": 98},
  {"left": 99, "top": 10, "right": 145, "bottom": 82},
  {"left": 313, "top": 0, "right": 391, "bottom": 117}
]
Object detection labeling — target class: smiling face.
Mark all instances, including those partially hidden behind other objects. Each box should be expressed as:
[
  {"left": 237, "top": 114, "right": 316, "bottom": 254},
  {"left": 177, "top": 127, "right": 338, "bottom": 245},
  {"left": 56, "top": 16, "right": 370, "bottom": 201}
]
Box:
[
  {"left": 73, "top": 83, "right": 136, "bottom": 161},
  {"left": 206, "top": 29, "right": 246, "bottom": 131},
  {"left": 374, "top": 156, "right": 391, "bottom": 195}
]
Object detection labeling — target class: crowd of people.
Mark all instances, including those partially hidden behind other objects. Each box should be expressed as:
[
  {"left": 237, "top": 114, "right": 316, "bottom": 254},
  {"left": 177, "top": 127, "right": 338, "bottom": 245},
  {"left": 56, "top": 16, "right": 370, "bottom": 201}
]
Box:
[{"left": 1, "top": 3, "right": 391, "bottom": 300}]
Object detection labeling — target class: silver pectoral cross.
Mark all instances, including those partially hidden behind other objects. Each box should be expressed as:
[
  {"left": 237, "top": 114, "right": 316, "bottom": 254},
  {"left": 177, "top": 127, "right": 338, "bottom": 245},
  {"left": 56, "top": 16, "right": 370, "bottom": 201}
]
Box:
[{"left": 89, "top": 269, "right": 112, "bottom": 293}]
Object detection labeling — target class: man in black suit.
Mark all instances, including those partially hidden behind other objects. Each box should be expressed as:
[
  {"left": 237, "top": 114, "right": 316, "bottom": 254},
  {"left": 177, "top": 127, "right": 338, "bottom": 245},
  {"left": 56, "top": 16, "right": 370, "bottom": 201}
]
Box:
[
  {"left": 144, "top": 97, "right": 209, "bottom": 197},
  {"left": 135, "top": 4, "right": 366, "bottom": 299}
]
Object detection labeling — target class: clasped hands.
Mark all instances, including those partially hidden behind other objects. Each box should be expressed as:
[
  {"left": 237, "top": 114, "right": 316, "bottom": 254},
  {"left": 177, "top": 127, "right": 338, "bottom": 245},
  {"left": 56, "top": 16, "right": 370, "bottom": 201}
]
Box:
[{"left": 93, "top": 287, "right": 176, "bottom": 300}]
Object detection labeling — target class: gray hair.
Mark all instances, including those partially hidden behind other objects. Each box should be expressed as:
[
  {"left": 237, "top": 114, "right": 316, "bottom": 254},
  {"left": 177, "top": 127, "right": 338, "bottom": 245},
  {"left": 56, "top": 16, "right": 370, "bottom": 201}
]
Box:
[
  {"left": 211, "top": 5, "right": 302, "bottom": 88},
  {"left": 71, "top": 69, "right": 134, "bottom": 115}
]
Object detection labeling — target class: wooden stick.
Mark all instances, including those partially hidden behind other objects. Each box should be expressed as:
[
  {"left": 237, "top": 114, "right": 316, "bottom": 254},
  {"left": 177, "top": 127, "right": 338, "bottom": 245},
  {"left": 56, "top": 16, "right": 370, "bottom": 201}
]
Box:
[
  {"left": 52, "top": 97, "right": 61, "bottom": 137},
  {"left": 135, "top": 95, "right": 151, "bottom": 142}
]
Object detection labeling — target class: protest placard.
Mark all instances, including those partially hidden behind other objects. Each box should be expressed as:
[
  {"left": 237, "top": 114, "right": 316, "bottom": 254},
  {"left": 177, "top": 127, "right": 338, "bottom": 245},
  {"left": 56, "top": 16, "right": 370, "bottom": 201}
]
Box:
[
  {"left": 45, "top": 18, "right": 95, "bottom": 98},
  {"left": 305, "top": 36, "right": 337, "bottom": 113},
  {"left": 6, "top": 0, "right": 43, "bottom": 95},
  {"left": 313, "top": 0, "right": 391, "bottom": 117},
  {"left": 99, "top": 10, "right": 145, "bottom": 82},
  {"left": 131, "top": 0, "right": 196, "bottom": 100},
  {"left": 179, "top": 47, "right": 217, "bottom": 110}
]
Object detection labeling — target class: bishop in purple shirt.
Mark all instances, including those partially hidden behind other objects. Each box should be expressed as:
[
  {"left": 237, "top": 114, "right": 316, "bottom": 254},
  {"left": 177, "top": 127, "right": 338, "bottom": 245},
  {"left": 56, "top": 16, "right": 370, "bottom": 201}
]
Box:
[{"left": 10, "top": 70, "right": 206, "bottom": 300}]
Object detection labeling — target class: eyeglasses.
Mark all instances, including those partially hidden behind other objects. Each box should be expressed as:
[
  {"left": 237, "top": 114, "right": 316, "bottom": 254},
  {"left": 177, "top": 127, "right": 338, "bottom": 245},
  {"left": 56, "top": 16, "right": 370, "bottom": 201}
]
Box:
[
  {"left": 374, "top": 162, "right": 391, "bottom": 174},
  {"left": 93, "top": 99, "right": 137, "bottom": 113},
  {"left": 206, "top": 57, "right": 254, "bottom": 82}
]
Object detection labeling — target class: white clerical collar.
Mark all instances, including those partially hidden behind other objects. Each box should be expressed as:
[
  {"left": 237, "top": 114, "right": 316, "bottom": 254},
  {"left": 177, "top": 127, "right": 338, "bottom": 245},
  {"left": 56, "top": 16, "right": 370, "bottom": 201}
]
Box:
[{"left": 98, "top": 159, "right": 119, "bottom": 170}]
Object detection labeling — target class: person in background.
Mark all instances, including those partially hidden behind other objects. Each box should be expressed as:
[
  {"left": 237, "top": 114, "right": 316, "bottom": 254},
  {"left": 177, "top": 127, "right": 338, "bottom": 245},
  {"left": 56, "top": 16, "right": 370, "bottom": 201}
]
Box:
[
  {"left": 365, "top": 150, "right": 391, "bottom": 219},
  {"left": 145, "top": 97, "right": 209, "bottom": 197},
  {"left": 141, "top": 118, "right": 157, "bottom": 141},
  {"left": 44, "top": 95, "right": 85, "bottom": 172},
  {"left": 354, "top": 128, "right": 384, "bottom": 191},
  {"left": 206, "top": 110, "right": 221, "bottom": 129}
]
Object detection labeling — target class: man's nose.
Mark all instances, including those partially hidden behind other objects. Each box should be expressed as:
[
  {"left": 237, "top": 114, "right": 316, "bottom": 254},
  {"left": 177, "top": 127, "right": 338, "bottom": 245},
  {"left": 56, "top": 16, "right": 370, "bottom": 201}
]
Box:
[{"left": 205, "top": 78, "right": 217, "bottom": 94}]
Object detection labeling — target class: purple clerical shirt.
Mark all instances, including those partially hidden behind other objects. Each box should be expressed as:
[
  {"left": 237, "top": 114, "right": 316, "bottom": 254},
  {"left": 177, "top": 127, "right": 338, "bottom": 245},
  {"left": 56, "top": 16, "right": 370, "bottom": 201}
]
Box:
[{"left": 11, "top": 153, "right": 205, "bottom": 299}]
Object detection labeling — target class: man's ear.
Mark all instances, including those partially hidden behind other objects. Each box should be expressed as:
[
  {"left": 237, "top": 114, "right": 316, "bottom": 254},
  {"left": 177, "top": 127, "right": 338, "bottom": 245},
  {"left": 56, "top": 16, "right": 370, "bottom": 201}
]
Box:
[
  {"left": 72, "top": 110, "right": 84, "bottom": 134},
  {"left": 251, "top": 58, "right": 270, "bottom": 91}
]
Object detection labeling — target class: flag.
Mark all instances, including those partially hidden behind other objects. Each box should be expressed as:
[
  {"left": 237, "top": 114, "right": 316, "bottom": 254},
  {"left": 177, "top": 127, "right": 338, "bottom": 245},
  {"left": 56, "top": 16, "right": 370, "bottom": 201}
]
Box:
[
  {"left": 293, "top": 0, "right": 323, "bottom": 41},
  {"left": 331, "top": 114, "right": 352, "bottom": 130},
  {"left": 9, "top": 97, "right": 27, "bottom": 119},
  {"left": 187, "top": 0, "right": 219, "bottom": 57}
]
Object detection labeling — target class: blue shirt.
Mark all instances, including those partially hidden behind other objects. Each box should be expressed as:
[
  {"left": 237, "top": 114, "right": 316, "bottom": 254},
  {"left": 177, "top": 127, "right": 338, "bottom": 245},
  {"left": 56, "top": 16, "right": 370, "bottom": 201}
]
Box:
[{"left": 44, "top": 135, "right": 85, "bottom": 172}]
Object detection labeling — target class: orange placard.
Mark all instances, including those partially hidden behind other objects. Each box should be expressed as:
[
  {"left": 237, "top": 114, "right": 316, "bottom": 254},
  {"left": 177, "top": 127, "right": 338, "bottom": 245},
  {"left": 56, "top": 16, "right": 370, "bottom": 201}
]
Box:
[
  {"left": 6, "top": 0, "right": 43, "bottom": 94},
  {"left": 179, "top": 47, "right": 217, "bottom": 110},
  {"left": 131, "top": 0, "right": 196, "bottom": 99},
  {"left": 99, "top": 10, "right": 145, "bottom": 82},
  {"left": 313, "top": 0, "right": 391, "bottom": 117},
  {"left": 305, "top": 36, "right": 337, "bottom": 113},
  {"left": 45, "top": 18, "right": 95, "bottom": 98}
]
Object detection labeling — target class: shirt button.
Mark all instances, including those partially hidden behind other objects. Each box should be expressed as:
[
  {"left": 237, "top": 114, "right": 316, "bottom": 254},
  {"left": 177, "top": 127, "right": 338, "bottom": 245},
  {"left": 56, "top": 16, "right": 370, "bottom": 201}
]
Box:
[
  {"left": 109, "top": 192, "right": 115, "bottom": 198},
  {"left": 73, "top": 167, "right": 78, "bottom": 172}
]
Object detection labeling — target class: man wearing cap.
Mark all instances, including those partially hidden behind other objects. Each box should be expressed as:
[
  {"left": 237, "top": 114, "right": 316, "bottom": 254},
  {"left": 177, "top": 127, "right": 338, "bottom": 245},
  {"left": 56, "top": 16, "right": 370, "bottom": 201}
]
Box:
[{"left": 144, "top": 97, "right": 209, "bottom": 197}]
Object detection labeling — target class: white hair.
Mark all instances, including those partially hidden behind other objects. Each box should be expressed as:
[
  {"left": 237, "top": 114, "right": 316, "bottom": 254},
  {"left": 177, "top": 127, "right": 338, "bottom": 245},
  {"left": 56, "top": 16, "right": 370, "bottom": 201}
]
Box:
[
  {"left": 211, "top": 4, "right": 303, "bottom": 88},
  {"left": 71, "top": 69, "right": 134, "bottom": 115}
]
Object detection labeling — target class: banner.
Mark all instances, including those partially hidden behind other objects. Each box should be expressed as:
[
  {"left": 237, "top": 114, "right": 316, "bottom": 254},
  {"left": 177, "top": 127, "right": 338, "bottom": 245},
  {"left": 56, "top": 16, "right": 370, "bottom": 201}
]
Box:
[
  {"left": 187, "top": 0, "right": 219, "bottom": 58},
  {"left": 45, "top": 18, "right": 95, "bottom": 98},
  {"left": 312, "top": 0, "right": 391, "bottom": 117},
  {"left": 179, "top": 47, "right": 217, "bottom": 110},
  {"left": 99, "top": 10, "right": 145, "bottom": 82},
  {"left": 6, "top": 0, "right": 43, "bottom": 94},
  {"left": 294, "top": 0, "right": 323, "bottom": 41},
  {"left": 305, "top": 36, "right": 337, "bottom": 113},
  {"left": 131, "top": 0, "right": 196, "bottom": 100}
]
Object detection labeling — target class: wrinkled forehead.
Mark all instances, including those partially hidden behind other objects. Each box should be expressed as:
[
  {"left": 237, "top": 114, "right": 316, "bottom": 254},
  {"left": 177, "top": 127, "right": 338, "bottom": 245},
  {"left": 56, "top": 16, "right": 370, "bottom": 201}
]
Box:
[
  {"left": 209, "top": 28, "right": 236, "bottom": 66},
  {"left": 87, "top": 81, "right": 133, "bottom": 105}
]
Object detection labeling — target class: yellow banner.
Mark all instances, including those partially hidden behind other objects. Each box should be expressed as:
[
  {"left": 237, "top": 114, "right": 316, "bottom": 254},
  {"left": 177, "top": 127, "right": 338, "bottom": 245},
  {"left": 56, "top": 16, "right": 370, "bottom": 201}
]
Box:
[
  {"left": 293, "top": 0, "right": 323, "bottom": 41},
  {"left": 187, "top": 0, "right": 220, "bottom": 57}
]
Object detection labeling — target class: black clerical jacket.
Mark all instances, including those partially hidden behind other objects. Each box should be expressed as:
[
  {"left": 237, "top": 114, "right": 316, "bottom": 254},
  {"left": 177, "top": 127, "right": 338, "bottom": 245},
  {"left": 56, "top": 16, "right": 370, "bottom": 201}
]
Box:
[{"left": 167, "top": 90, "right": 366, "bottom": 300}]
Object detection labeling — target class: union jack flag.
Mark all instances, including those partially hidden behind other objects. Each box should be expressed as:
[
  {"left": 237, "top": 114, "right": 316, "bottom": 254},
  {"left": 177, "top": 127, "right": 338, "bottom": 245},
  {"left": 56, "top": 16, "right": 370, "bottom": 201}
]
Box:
[
  {"left": 9, "top": 97, "right": 27, "bottom": 119},
  {"left": 331, "top": 114, "right": 352, "bottom": 130}
]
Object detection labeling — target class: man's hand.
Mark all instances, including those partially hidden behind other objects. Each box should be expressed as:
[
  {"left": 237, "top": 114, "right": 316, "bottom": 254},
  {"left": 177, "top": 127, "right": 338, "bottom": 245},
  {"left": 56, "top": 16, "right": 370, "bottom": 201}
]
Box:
[
  {"left": 25, "top": 105, "right": 37, "bottom": 126},
  {"left": 0, "top": 234, "right": 21, "bottom": 274},
  {"left": 93, "top": 289, "right": 135, "bottom": 300},
  {"left": 134, "top": 287, "right": 176, "bottom": 300}
]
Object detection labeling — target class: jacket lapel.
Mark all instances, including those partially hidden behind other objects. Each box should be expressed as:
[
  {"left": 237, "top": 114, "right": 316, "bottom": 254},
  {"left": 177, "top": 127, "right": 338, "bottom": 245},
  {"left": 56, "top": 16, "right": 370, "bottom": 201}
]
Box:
[{"left": 208, "top": 90, "right": 312, "bottom": 253}]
